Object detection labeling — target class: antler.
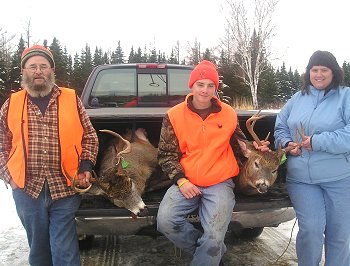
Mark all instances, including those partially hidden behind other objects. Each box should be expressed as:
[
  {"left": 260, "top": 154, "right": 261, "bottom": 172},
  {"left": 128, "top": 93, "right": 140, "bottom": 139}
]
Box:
[
  {"left": 62, "top": 166, "right": 93, "bottom": 193},
  {"left": 281, "top": 123, "right": 306, "bottom": 153},
  {"left": 99, "top": 129, "right": 132, "bottom": 157},
  {"left": 246, "top": 110, "right": 269, "bottom": 147}
]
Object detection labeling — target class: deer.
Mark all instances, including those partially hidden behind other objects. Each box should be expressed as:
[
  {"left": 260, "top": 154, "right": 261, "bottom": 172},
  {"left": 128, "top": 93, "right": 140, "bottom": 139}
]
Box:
[
  {"left": 235, "top": 110, "right": 304, "bottom": 195},
  {"left": 64, "top": 128, "right": 159, "bottom": 217}
]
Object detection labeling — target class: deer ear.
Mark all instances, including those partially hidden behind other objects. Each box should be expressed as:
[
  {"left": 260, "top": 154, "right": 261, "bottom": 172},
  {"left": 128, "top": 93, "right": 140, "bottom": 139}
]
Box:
[{"left": 237, "top": 140, "right": 252, "bottom": 158}]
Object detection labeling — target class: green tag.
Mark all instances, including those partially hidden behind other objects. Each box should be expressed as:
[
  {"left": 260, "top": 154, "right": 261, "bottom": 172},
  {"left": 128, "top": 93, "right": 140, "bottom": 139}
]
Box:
[
  {"left": 280, "top": 154, "right": 287, "bottom": 165},
  {"left": 121, "top": 160, "right": 129, "bottom": 169}
]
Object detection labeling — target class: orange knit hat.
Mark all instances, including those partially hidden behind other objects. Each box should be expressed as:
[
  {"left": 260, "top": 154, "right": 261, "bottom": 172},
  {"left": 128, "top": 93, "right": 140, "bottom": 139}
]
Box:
[
  {"left": 188, "top": 60, "right": 219, "bottom": 89},
  {"left": 21, "top": 45, "right": 55, "bottom": 69}
]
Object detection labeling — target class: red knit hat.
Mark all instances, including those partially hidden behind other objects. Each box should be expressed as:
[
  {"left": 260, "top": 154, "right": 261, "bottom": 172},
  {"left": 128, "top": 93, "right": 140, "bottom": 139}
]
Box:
[
  {"left": 21, "top": 45, "right": 55, "bottom": 69},
  {"left": 188, "top": 60, "right": 219, "bottom": 89}
]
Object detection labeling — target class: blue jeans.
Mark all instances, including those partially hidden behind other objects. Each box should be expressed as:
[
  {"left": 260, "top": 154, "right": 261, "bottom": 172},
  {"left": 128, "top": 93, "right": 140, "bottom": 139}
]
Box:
[
  {"left": 287, "top": 177, "right": 350, "bottom": 266},
  {"left": 157, "top": 178, "right": 235, "bottom": 266},
  {"left": 12, "top": 181, "right": 81, "bottom": 266}
]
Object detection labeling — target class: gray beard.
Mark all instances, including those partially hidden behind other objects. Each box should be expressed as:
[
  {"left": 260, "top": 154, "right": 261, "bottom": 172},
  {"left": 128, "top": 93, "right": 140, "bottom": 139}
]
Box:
[{"left": 21, "top": 73, "right": 56, "bottom": 97}]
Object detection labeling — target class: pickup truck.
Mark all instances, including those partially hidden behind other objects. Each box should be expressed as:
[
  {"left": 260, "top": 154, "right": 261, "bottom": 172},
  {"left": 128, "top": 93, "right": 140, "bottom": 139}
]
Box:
[{"left": 76, "top": 63, "right": 295, "bottom": 243}]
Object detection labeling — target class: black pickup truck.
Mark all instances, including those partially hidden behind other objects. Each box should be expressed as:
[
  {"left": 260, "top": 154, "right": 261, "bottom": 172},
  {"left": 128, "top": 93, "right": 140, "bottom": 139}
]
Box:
[{"left": 76, "top": 63, "right": 295, "bottom": 241}]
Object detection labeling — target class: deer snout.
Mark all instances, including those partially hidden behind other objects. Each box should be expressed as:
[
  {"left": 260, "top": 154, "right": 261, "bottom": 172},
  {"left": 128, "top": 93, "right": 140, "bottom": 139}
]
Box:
[{"left": 256, "top": 182, "right": 269, "bottom": 194}]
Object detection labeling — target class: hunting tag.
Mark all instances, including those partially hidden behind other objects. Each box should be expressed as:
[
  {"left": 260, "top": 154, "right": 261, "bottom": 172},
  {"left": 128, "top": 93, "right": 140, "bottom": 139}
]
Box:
[
  {"left": 280, "top": 154, "right": 287, "bottom": 165},
  {"left": 122, "top": 160, "right": 129, "bottom": 169}
]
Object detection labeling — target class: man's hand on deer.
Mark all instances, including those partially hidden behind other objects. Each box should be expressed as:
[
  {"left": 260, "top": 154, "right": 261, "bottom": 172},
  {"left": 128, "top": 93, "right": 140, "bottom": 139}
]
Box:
[
  {"left": 77, "top": 171, "right": 92, "bottom": 188},
  {"left": 246, "top": 110, "right": 271, "bottom": 152}
]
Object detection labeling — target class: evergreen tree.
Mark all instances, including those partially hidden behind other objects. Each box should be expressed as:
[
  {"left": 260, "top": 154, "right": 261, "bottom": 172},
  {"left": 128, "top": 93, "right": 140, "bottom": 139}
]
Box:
[
  {"left": 158, "top": 51, "right": 166, "bottom": 63},
  {"left": 187, "top": 39, "right": 200, "bottom": 65},
  {"left": 71, "top": 53, "right": 83, "bottom": 93},
  {"left": 78, "top": 44, "right": 93, "bottom": 95},
  {"left": 202, "top": 48, "right": 213, "bottom": 61},
  {"left": 102, "top": 52, "right": 109, "bottom": 64},
  {"left": 63, "top": 47, "right": 73, "bottom": 87},
  {"left": 217, "top": 49, "right": 250, "bottom": 105},
  {"left": 93, "top": 47, "right": 104, "bottom": 66},
  {"left": 290, "top": 69, "right": 301, "bottom": 95},
  {"left": 8, "top": 36, "right": 25, "bottom": 92},
  {"left": 168, "top": 48, "right": 178, "bottom": 64},
  {"left": 276, "top": 63, "right": 292, "bottom": 102},
  {"left": 343, "top": 61, "right": 350, "bottom": 87},
  {"left": 149, "top": 47, "right": 157, "bottom": 63},
  {"left": 257, "top": 63, "right": 279, "bottom": 108},
  {"left": 128, "top": 46, "right": 144, "bottom": 63},
  {"left": 110, "top": 41, "right": 124, "bottom": 64},
  {"left": 128, "top": 46, "right": 135, "bottom": 63},
  {"left": 49, "top": 37, "right": 69, "bottom": 87}
]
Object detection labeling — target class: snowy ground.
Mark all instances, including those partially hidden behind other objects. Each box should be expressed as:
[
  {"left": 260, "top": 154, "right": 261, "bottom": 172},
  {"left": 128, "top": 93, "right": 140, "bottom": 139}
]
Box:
[{"left": 0, "top": 183, "right": 324, "bottom": 266}]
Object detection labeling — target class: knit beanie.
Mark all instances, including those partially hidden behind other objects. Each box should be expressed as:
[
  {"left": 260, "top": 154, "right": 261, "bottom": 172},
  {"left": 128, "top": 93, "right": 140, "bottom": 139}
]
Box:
[
  {"left": 21, "top": 45, "right": 55, "bottom": 69},
  {"left": 306, "top": 50, "right": 340, "bottom": 73},
  {"left": 188, "top": 60, "right": 219, "bottom": 89}
]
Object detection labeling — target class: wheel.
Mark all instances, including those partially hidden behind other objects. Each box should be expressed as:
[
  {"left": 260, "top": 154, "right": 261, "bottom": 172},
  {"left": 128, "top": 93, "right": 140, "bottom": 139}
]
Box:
[
  {"left": 78, "top": 234, "right": 95, "bottom": 250},
  {"left": 231, "top": 227, "right": 264, "bottom": 239}
]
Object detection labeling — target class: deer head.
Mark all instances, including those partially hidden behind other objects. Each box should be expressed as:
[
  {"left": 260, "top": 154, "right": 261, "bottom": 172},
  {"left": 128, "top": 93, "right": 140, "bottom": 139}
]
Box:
[{"left": 236, "top": 111, "right": 302, "bottom": 195}]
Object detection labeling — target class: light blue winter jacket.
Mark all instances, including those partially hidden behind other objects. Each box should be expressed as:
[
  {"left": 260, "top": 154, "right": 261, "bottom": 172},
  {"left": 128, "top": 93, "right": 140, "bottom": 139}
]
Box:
[{"left": 274, "top": 85, "right": 350, "bottom": 183}]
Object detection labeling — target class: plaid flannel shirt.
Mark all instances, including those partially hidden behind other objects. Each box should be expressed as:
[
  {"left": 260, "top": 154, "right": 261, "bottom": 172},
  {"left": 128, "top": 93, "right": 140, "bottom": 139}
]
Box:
[{"left": 0, "top": 86, "right": 98, "bottom": 200}]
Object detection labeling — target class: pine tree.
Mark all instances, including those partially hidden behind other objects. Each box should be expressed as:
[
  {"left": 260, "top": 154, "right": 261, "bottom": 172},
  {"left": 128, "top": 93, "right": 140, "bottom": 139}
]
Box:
[
  {"left": 8, "top": 36, "right": 25, "bottom": 92},
  {"left": 168, "top": 48, "right": 178, "bottom": 64},
  {"left": 102, "top": 52, "right": 109, "bottom": 64},
  {"left": 93, "top": 47, "right": 104, "bottom": 66},
  {"left": 71, "top": 53, "right": 83, "bottom": 92},
  {"left": 290, "top": 69, "right": 301, "bottom": 95},
  {"left": 276, "top": 63, "right": 292, "bottom": 102},
  {"left": 257, "top": 63, "right": 279, "bottom": 108},
  {"left": 49, "top": 37, "right": 69, "bottom": 87},
  {"left": 149, "top": 48, "right": 157, "bottom": 63},
  {"left": 343, "top": 61, "right": 350, "bottom": 87},
  {"left": 78, "top": 44, "right": 93, "bottom": 95},
  {"left": 110, "top": 41, "right": 124, "bottom": 64},
  {"left": 63, "top": 47, "right": 73, "bottom": 87}
]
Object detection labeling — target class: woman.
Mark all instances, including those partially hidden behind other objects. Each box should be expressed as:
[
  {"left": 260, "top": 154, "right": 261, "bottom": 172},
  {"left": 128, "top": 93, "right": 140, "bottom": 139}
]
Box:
[{"left": 274, "top": 50, "right": 350, "bottom": 266}]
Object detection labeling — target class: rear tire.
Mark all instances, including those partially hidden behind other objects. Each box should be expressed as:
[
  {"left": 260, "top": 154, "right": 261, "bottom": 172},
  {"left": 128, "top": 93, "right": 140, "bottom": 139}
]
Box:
[{"left": 231, "top": 227, "right": 264, "bottom": 239}]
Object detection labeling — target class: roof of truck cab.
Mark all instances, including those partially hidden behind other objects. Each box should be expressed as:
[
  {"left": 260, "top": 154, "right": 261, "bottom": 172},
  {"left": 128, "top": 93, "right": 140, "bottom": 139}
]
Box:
[{"left": 86, "top": 107, "right": 279, "bottom": 120}]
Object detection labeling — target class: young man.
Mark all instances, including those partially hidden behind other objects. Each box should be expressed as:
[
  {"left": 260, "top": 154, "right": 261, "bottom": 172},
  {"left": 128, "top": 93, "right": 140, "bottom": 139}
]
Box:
[
  {"left": 157, "top": 60, "right": 268, "bottom": 265},
  {"left": 0, "top": 45, "right": 98, "bottom": 265}
]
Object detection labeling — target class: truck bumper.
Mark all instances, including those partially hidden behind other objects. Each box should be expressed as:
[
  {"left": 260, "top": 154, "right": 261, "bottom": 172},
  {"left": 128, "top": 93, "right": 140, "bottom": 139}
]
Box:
[{"left": 76, "top": 207, "right": 295, "bottom": 235}]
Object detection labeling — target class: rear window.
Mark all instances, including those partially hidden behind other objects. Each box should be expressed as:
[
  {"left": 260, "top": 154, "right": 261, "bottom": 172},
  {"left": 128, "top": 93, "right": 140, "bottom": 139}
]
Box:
[{"left": 89, "top": 67, "right": 191, "bottom": 107}]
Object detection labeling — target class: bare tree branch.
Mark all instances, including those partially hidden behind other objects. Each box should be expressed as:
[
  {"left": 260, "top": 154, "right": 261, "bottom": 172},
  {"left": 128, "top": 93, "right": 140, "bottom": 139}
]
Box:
[{"left": 222, "top": 0, "right": 278, "bottom": 108}]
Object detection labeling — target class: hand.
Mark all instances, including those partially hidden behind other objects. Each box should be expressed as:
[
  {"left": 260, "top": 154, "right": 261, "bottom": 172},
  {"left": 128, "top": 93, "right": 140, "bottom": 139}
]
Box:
[
  {"left": 253, "top": 140, "right": 271, "bottom": 152},
  {"left": 301, "top": 136, "right": 312, "bottom": 151},
  {"left": 77, "top": 171, "right": 92, "bottom": 188},
  {"left": 287, "top": 142, "right": 302, "bottom": 156},
  {"left": 177, "top": 178, "right": 201, "bottom": 199}
]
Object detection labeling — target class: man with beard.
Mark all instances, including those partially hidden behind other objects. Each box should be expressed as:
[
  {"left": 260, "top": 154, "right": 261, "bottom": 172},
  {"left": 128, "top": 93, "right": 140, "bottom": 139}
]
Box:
[{"left": 0, "top": 45, "right": 98, "bottom": 266}]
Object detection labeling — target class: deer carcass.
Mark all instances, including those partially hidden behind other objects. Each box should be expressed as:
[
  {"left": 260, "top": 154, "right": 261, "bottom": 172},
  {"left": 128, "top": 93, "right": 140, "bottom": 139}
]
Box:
[
  {"left": 91, "top": 128, "right": 158, "bottom": 216},
  {"left": 235, "top": 111, "right": 298, "bottom": 195}
]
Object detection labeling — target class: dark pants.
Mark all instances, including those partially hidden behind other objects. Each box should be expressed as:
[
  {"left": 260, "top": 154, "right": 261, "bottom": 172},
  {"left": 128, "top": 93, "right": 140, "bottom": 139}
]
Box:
[{"left": 12, "top": 182, "right": 81, "bottom": 266}]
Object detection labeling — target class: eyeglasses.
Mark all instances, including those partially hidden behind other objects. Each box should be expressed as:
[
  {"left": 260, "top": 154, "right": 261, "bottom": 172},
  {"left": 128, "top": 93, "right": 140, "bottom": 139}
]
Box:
[{"left": 24, "top": 65, "right": 51, "bottom": 72}]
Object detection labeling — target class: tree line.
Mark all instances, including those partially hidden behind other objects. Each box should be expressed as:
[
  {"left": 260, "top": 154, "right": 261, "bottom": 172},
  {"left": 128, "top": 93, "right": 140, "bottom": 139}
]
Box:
[{"left": 1, "top": 34, "right": 350, "bottom": 109}]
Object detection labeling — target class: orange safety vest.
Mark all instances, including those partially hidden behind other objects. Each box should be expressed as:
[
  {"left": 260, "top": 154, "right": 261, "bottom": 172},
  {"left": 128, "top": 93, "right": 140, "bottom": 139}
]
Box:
[
  {"left": 6, "top": 88, "right": 84, "bottom": 188},
  {"left": 168, "top": 95, "right": 239, "bottom": 186}
]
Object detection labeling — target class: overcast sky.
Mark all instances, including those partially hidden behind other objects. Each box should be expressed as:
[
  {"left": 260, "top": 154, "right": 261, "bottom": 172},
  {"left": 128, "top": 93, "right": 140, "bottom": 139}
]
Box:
[{"left": 1, "top": 0, "right": 349, "bottom": 72}]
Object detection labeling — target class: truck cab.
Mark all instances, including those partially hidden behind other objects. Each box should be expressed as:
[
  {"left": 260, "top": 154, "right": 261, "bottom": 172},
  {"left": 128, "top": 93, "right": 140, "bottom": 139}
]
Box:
[{"left": 78, "top": 63, "right": 295, "bottom": 241}]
